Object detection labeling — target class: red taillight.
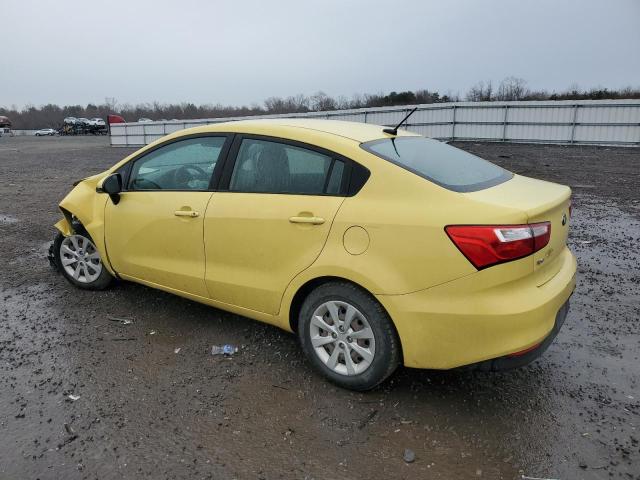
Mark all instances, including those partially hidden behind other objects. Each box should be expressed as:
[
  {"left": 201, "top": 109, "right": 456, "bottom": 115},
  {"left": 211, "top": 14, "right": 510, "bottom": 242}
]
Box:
[{"left": 445, "top": 222, "right": 551, "bottom": 269}]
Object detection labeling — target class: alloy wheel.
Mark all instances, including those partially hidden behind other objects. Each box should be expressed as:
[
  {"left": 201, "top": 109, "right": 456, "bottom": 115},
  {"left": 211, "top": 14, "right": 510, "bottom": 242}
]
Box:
[
  {"left": 309, "top": 300, "right": 376, "bottom": 376},
  {"left": 59, "top": 235, "right": 103, "bottom": 283}
]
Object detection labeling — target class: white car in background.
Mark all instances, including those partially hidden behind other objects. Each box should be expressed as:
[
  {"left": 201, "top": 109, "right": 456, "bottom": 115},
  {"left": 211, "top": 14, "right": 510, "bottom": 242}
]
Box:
[
  {"left": 90, "top": 118, "right": 106, "bottom": 127},
  {"left": 35, "top": 128, "right": 57, "bottom": 136}
]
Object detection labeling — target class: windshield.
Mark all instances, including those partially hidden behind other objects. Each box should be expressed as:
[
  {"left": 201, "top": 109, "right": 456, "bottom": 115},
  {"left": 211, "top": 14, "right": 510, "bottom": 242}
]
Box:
[{"left": 361, "top": 136, "right": 512, "bottom": 192}]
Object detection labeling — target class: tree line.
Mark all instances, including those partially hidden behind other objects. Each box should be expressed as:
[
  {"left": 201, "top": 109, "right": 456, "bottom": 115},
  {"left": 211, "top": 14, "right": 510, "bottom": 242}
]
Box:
[{"left": 2, "top": 77, "right": 639, "bottom": 130}]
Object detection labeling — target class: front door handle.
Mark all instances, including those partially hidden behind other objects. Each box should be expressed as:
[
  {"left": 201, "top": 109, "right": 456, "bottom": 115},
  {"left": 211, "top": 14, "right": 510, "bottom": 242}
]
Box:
[
  {"left": 174, "top": 210, "right": 200, "bottom": 218},
  {"left": 289, "top": 216, "right": 325, "bottom": 225}
]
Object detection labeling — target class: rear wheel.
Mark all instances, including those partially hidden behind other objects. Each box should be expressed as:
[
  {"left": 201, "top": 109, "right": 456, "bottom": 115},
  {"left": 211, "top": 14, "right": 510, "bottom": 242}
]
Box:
[
  {"left": 53, "top": 231, "right": 113, "bottom": 290},
  {"left": 298, "top": 281, "right": 401, "bottom": 391}
]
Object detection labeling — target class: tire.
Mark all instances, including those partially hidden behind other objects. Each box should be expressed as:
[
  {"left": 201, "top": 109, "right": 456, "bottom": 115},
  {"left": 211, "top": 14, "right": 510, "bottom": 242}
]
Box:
[
  {"left": 53, "top": 231, "right": 113, "bottom": 290},
  {"left": 298, "top": 281, "right": 401, "bottom": 391}
]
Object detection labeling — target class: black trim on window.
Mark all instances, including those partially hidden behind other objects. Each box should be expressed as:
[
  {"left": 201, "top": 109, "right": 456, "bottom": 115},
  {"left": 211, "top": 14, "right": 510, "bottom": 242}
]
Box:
[
  {"left": 115, "top": 160, "right": 132, "bottom": 183},
  {"left": 114, "top": 132, "right": 370, "bottom": 196},
  {"left": 218, "top": 134, "right": 369, "bottom": 197},
  {"left": 322, "top": 158, "right": 337, "bottom": 194},
  {"left": 347, "top": 162, "right": 370, "bottom": 196},
  {"left": 120, "top": 133, "right": 235, "bottom": 192}
]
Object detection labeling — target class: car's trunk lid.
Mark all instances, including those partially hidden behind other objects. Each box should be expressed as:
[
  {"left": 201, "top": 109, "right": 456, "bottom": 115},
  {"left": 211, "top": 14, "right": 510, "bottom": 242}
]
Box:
[{"left": 464, "top": 174, "right": 571, "bottom": 280}]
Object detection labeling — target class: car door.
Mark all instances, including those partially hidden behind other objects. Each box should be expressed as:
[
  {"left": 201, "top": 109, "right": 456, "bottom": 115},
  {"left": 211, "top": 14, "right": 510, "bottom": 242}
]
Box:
[
  {"left": 204, "top": 136, "right": 350, "bottom": 315},
  {"left": 105, "top": 135, "right": 231, "bottom": 297}
]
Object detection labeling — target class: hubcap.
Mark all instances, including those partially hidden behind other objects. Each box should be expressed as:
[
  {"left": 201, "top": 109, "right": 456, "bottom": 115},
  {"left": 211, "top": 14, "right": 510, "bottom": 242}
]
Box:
[
  {"left": 309, "top": 300, "right": 376, "bottom": 376},
  {"left": 59, "top": 235, "right": 102, "bottom": 283}
]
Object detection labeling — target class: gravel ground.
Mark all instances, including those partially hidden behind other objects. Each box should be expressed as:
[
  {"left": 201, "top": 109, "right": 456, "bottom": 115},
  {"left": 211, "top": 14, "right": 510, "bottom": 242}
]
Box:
[{"left": 0, "top": 136, "right": 638, "bottom": 480}]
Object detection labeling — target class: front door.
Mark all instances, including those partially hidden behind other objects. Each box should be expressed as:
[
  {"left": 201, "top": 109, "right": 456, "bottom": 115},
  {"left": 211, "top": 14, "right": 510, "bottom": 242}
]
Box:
[
  {"left": 105, "top": 135, "right": 230, "bottom": 297},
  {"left": 204, "top": 137, "right": 348, "bottom": 314}
]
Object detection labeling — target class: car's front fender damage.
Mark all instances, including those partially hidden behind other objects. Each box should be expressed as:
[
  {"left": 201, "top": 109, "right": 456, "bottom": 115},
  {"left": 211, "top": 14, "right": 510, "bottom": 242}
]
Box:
[{"left": 50, "top": 173, "right": 116, "bottom": 275}]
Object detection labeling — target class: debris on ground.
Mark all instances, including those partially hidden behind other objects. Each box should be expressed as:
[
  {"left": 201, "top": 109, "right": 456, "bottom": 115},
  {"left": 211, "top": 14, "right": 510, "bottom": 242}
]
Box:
[
  {"left": 174, "top": 348, "right": 181, "bottom": 354},
  {"left": 403, "top": 448, "right": 416, "bottom": 463},
  {"left": 107, "top": 316, "right": 133, "bottom": 325},
  {"left": 211, "top": 344, "right": 238, "bottom": 356},
  {"left": 67, "top": 394, "right": 80, "bottom": 401},
  {"left": 521, "top": 476, "right": 561, "bottom": 480},
  {"left": 57, "top": 423, "right": 78, "bottom": 449},
  {"left": 149, "top": 330, "right": 157, "bottom": 335},
  {"left": 357, "top": 409, "right": 378, "bottom": 429}
]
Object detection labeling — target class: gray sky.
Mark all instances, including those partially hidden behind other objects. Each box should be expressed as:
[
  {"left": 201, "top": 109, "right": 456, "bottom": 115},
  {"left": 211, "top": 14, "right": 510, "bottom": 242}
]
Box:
[{"left": 2, "top": 0, "right": 639, "bottom": 108}]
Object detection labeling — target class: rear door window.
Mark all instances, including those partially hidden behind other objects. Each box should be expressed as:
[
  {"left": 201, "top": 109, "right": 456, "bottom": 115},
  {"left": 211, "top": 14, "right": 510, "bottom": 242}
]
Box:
[
  {"left": 361, "top": 136, "right": 512, "bottom": 192},
  {"left": 229, "top": 138, "right": 346, "bottom": 195}
]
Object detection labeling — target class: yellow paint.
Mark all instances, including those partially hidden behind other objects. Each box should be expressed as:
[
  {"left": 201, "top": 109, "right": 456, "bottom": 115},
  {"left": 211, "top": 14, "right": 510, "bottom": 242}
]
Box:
[
  {"left": 54, "top": 119, "right": 576, "bottom": 369},
  {"left": 343, "top": 226, "right": 370, "bottom": 255}
]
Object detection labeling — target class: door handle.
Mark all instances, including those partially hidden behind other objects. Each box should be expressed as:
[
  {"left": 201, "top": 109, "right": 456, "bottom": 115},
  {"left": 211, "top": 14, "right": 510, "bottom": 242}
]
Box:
[
  {"left": 289, "top": 216, "right": 325, "bottom": 225},
  {"left": 174, "top": 210, "right": 200, "bottom": 218}
]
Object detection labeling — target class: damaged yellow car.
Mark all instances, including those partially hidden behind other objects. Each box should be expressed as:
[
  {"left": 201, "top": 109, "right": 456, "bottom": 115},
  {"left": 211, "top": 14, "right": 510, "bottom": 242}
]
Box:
[{"left": 51, "top": 118, "right": 576, "bottom": 390}]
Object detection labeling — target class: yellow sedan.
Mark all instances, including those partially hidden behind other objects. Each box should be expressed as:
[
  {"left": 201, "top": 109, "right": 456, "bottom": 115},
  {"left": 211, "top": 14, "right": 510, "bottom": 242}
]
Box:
[{"left": 50, "top": 119, "right": 576, "bottom": 390}]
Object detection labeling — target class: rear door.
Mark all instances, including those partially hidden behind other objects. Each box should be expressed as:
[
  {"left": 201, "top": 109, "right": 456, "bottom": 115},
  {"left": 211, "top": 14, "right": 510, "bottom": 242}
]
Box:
[
  {"left": 203, "top": 136, "right": 349, "bottom": 314},
  {"left": 105, "top": 135, "right": 231, "bottom": 297}
]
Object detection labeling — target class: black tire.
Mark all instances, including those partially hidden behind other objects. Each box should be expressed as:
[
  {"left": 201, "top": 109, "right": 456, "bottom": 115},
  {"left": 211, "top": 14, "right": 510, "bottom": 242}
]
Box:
[
  {"left": 298, "top": 281, "right": 401, "bottom": 391},
  {"left": 53, "top": 231, "right": 113, "bottom": 290}
]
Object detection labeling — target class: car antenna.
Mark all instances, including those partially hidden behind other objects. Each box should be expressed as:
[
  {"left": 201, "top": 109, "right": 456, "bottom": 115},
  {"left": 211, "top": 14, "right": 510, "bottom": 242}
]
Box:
[{"left": 383, "top": 107, "right": 418, "bottom": 135}]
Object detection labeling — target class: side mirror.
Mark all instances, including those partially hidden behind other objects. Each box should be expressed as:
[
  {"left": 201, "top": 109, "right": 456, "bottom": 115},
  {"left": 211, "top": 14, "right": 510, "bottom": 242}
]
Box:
[{"left": 101, "top": 173, "right": 122, "bottom": 204}]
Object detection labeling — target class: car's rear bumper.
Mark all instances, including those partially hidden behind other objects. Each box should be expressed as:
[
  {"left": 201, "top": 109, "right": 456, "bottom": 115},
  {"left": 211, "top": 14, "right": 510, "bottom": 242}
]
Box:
[
  {"left": 468, "top": 299, "right": 569, "bottom": 371},
  {"left": 376, "top": 247, "right": 577, "bottom": 369}
]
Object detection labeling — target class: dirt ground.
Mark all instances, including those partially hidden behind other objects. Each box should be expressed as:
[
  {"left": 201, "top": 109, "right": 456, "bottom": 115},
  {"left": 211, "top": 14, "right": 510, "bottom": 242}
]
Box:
[{"left": 0, "top": 135, "right": 638, "bottom": 480}]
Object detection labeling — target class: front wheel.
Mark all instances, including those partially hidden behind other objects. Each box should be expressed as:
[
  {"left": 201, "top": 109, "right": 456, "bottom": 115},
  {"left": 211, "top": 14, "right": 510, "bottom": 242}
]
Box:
[
  {"left": 53, "top": 232, "right": 113, "bottom": 290},
  {"left": 298, "top": 281, "right": 401, "bottom": 391}
]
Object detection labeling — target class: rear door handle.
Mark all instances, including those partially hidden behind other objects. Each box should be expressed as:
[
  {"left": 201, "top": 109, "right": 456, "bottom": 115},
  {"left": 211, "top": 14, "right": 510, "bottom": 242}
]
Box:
[
  {"left": 174, "top": 210, "right": 200, "bottom": 218},
  {"left": 289, "top": 216, "right": 325, "bottom": 225}
]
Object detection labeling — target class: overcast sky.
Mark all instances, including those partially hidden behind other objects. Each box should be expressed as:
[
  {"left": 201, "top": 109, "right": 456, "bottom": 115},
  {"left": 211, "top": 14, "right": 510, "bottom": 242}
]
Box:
[{"left": 2, "top": 0, "right": 639, "bottom": 108}]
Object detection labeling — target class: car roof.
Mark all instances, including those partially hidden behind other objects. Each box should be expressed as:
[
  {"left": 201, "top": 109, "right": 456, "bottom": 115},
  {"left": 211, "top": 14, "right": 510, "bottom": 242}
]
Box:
[{"left": 179, "top": 118, "right": 419, "bottom": 143}]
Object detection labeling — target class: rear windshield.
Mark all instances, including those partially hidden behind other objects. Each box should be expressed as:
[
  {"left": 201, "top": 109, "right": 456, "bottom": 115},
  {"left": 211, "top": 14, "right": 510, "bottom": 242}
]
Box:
[{"left": 361, "top": 136, "right": 512, "bottom": 192}]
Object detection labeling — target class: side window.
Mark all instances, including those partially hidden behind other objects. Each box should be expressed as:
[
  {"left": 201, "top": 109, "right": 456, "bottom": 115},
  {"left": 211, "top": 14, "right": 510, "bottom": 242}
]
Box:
[
  {"left": 128, "top": 136, "right": 226, "bottom": 191},
  {"left": 229, "top": 138, "right": 346, "bottom": 195}
]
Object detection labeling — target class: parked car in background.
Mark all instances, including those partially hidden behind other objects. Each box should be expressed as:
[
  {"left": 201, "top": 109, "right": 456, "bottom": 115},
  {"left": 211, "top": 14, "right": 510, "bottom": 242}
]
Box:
[
  {"left": 90, "top": 118, "right": 106, "bottom": 128},
  {"left": 50, "top": 119, "right": 576, "bottom": 391},
  {"left": 138, "top": 118, "right": 152, "bottom": 123},
  {"left": 0, "top": 127, "right": 13, "bottom": 137},
  {"left": 35, "top": 128, "right": 57, "bottom": 136},
  {"left": 64, "top": 117, "right": 78, "bottom": 124}
]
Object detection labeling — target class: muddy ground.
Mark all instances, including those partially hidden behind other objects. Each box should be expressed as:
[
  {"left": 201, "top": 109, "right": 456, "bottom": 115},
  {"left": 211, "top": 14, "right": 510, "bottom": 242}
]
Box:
[{"left": 0, "top": 136, "right": 638, "bottom": 480}]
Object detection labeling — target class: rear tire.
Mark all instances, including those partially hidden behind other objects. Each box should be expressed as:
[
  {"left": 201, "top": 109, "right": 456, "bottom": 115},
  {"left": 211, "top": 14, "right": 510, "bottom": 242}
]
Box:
[
  {"left": 53, "top": 231, "right": 113, "bottom": 290},
  {"left": 298, "top": 281, "right": 401, "bottom": 391}
]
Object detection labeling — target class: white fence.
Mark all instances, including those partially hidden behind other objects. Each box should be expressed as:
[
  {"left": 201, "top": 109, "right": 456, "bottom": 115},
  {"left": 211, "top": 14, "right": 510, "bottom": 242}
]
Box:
[
  {"left": 0, "top": 130, "right": 38, "bottom": 137},
  {"left": 109, "top": 99, "right": 640, "bottom": 147}
]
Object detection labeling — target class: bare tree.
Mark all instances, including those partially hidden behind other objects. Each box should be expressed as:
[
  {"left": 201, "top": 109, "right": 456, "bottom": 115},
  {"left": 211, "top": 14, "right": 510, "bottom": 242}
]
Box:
[
  {"left": 310, "top": 91, "right": 337, "bottom": 111},
  {"left": 496, "top": 77, "right": 529, "bottom": 100},
  {"left": 3, "top": 82, "right": 639, "bottom": 129},
  {"left": 466, "top": 80, "right": 494, "bottom": 101}
]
